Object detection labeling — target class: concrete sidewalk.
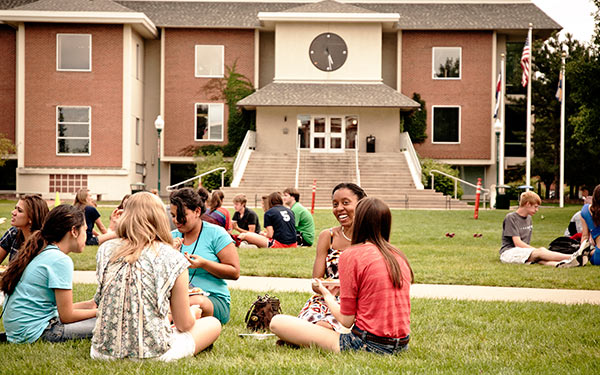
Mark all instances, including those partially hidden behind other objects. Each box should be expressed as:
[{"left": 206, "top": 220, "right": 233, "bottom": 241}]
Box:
[{"left": 74, "top": 271, "right": 600, "bottom": 305}]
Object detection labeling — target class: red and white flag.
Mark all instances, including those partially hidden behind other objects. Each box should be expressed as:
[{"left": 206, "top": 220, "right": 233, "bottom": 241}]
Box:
[
  {"left": 493, "top": 71, "right": 502, "bottom": 119},
  {"left": 520, "top": 37, "right": 530, "bottom": 87}
]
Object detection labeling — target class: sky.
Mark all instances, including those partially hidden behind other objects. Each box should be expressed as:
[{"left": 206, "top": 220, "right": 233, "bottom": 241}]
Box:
[{"left": 532, "top": 0, "right": 597, "bottom": 43}]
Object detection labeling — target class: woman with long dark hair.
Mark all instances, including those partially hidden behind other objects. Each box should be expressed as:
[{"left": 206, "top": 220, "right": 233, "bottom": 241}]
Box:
[
  {"left": 271, "top": 197, "right": 413, "bottom": 354},
  {"left": 0, "top": 194, "right": 49, "bottom": 263},
  {"left": 1, "top": 205, "right": 96, "bottom": 343},
  {"left": 297, "top": 183, "right": 367, "bottom": 331},
  {"left": 169, "top": 188, "right": 239, "bottom": 325},
  {"left": 579, "top": 184, "right": 600, "bottom": 265}
]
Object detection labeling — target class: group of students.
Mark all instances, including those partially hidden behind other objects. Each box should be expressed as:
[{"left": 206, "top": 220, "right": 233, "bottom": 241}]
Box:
[
  {"left": 0, "top": 182, "right": 413, "bottom": 359},
  {"left": 500, "top": 187, "right": 600, "bottom": 268}
]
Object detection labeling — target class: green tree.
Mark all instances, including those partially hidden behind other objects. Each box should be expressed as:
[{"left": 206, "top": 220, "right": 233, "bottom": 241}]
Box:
[
  {"left": 402, "top": 93, "right": 427, "bottom": 144},
  {"left": 0, "top": 133, "right": 15, "bottom": 167}
]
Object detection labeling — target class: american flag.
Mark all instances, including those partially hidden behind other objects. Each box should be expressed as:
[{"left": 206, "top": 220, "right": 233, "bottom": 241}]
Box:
[
  {"left": 555, "top": 70, "right": 563, "bottom": 102},
  {"left": 520, "top": 37, "right": 530, "bottom": 87},
  {"left": 493, "top": 72, "right": 502, "bottom": 119}
]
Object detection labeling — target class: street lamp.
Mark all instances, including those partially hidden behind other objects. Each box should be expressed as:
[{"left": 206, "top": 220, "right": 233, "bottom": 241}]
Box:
[
  {"left": 154, "top": 115, "right": 164, "bottom": 194},
  {"left": 494, "top": 119, "right": 503, "bottom": 206}
]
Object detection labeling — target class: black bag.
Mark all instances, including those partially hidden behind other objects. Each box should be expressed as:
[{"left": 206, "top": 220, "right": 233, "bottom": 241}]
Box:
[
  {"left": 548, "top": 236, "right": 580, "bottom": 254},
  {"left": 244, "top": 294, "right": 281, "bottom": 332}
]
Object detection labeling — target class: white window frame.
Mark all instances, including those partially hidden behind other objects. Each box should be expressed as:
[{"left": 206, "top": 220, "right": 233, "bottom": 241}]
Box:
[
  {"left": 432, "top": 47, "right": 461, "bottom": 80},
  {"left": 432, "top": 105, "right": 461, "bottom": 144},
  {"left": 195, "top": 103, "right": 224, "bottom": 142},
  {"left": 56, "top": 106, "right": 91, "bottom": 156},
  {"left": 56, "top": 33, "right": 92, "bottom": 72},
  {"left": 195, "top": 45, "right": 224, "bottom": 78}
]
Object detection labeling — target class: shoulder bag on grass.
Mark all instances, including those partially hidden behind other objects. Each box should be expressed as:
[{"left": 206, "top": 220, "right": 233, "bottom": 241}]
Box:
[{"left": 244, "top": 294, "right": 281, "bottom": 332}]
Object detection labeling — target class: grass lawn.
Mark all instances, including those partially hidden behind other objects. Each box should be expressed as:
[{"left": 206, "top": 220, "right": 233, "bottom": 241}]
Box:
[
  {"left": 0, "top": 285, "right": 598, "bottom": 374},
  {"left": 1, "top": 200, "right": 599, "bottom": 290}
]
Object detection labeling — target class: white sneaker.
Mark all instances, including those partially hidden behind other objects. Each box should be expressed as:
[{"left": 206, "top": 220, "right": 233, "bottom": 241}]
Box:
[{"left": 239, "top": 241, "right": 258, "bottom": 249}]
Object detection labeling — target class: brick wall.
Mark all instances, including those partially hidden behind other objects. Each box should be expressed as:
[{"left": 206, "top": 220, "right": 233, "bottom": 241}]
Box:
[
  {"left": 0, "top": 25, "right": 16, "bottom": 144},
  {"left": 163, "top": 28, "right": 255, "bottom": 157},
  {"left": 402, "top": 31, "right": 493, "bottom": 160},
  {"left": 24, "top": 23, "right": 123, "bottom": 168}
]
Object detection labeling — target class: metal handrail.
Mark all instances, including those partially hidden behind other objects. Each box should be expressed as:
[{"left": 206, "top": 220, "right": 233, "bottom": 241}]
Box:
[
  {"left": 400, "top": 132, "right": 424, "bottom": 189},
  {"left": 295, "top": 134, "right": 301, "bottom": 188},
  {"left": 429, "top": 169, "right": 490, "bottom": 207},
  {"left": 232, "top": 130, "right": 255, "bottom": 187},
  {"left": 354, "top": 134, "right": 360, "bottom": 186},
  {"left": 166, "top": 167, "right": 227, "bottom": 191}
]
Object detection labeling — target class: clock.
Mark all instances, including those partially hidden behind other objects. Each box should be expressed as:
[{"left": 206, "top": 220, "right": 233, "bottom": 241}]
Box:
[{"left": 309, "top": 33, "right": 348, "bottom": 72}]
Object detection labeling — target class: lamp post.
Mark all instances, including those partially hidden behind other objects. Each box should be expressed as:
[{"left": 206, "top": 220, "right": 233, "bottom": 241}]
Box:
[
  {"left": 154, "top": 115, "right": 164, "bottom": 194},
  {"left": 494, "top": 119, "right": 502, "bottom": 207}
]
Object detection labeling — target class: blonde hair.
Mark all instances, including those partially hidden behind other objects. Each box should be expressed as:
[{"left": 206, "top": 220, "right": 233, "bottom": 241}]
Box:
[
  {"left": 73, "top": 188, "right": 89, "bottom": 209},
  {"left": 519, "top": 191, "right": 541, "bottom": 207},
  {"left": 110, "top": 192, "right": 174, "bottom": 264}
]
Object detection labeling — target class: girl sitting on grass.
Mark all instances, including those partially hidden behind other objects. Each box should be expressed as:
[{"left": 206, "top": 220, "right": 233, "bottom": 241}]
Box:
[
  {"left": 0, "top": 194, "right": 49, "bottom": 264},
  {"left": 271, "top": 197, "right": 414, "bottom": 354},
  {"left": 1, "top": 204, "right": 97, "bottom": 343},
  {"left": 297, "top": 182, "right": 367, "bottom": 331},
  {"left": 91, "top": 192, "right": 220, "bottom": 361}
]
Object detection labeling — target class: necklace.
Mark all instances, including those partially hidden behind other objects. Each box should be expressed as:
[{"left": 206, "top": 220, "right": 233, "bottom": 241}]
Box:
[{"left": 340, "top": 227, "right": 351, "bottom": 241}]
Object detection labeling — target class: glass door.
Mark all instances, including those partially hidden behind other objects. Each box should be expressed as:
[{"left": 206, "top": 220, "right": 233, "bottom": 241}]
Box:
[
  {"left": 311, "top": 116, "right": 327, "bottom": 150},
  {"left": 310, "top": 116, "right": 345, "bottom": 152},
  {"left": 329, "top": 116, "right": 344, "bottom": 151}
]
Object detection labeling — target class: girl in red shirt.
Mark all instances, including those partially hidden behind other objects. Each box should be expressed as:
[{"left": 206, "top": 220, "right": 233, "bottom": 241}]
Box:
[{"left": 270, "top": 197, "right": 413, "bottom": 354}]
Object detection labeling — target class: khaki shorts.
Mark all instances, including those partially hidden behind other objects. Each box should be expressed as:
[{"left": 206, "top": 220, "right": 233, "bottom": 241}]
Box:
[
  {"left": 500, "top": 247, "right": 534, "bottom": 264},
  {"left": 90, "top": 329, "right": 195, "bottom": 362}
]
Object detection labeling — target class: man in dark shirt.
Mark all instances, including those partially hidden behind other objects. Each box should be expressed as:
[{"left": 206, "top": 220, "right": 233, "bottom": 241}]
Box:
[{"left": 231, "top": 194, "right": 260, "bottom": 234}]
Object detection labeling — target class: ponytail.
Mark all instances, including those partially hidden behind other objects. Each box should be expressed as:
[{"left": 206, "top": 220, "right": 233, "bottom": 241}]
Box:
[
  {"left": 0, "top": 231, "right": 47, "bottom": 295},
  {"left": 0, "top": 204, "right": 84, "bottom": 295}
]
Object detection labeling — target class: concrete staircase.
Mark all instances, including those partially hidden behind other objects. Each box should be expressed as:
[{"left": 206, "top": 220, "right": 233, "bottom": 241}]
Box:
[{"left": 221, "top": 151, "right": 469, "bottom": 209}]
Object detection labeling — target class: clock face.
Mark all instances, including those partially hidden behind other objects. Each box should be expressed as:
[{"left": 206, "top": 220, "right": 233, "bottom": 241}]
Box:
[{"left": 309, "top": 33, "right": 348, "bottom": 72}]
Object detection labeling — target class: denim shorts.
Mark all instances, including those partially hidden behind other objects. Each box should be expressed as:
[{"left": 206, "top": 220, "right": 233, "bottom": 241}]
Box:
[
  {"left": 339, "top": 327, "right": 409, "bottom": 355},
  {"left": 39, "top": 316, "right": 96, "bottom": 343}
]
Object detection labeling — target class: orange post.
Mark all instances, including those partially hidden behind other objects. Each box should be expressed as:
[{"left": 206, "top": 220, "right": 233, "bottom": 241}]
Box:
[
  {"left": 474, "top": 178, "right": 482, "bottom": 219},
  {"left": 311, "top": 179, "right": 317, "bottom": 214}
]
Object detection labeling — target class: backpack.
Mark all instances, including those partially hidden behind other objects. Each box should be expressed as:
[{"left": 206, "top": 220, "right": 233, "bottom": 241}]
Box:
[
  {"left": 244, "top": 294, "right": 281, "bottom": 332},
  {"left": 548, "top": 236, "right": 580, "bottom": 254}
]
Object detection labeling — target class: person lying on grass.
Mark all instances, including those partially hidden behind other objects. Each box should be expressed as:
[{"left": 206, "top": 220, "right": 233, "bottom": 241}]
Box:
[
  {"left": 1, "top": 204, "right": 97, "bottom": 343},
  {"left": 91, "top": 192, "right": 220, "bottom": 361},
  {"left": 579, "top": 184, "right": 600, "bottom": 265},
  {"left": 270, "top": 197, "right": 414, "bottom": 354},
  {"left": 500, "top": 191, "right": 587, "bottom": 268},
  {"left": 237, "top": 192, "right": 297, "bottom": 248}
]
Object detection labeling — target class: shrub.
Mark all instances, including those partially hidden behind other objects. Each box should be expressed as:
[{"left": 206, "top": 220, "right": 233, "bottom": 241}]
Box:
[
  {"left": 195, "top": 150, "right": 233, "bottom": 191},
  {"left": 421, "top": 158, "right": 463, "bottom": 198}
]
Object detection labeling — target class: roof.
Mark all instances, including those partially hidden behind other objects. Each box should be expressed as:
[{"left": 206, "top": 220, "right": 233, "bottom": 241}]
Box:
[
  {"left": 11, "top": 0, "right": 135, "bottom": 12},
  {"left": 1, "top": 1, "right": 561, "bottom": 33},
  {"left": 237, "top": 82, "right": 420, "bottom": 108},
  {"left": 283, "top": 0, "right": 375, "bottom": 14}
]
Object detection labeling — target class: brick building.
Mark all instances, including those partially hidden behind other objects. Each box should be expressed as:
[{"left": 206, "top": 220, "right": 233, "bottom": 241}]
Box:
[{"left": 0, "top": 0, "right": 560, "bottom": 200}]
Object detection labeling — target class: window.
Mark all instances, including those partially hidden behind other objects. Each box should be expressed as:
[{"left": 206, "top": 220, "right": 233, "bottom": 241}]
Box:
[
  {"left": 135, "top": 117, "right": 141, "bottom": 146},
  {"left": 432, "top": 47, "right": 461, "bottom": 79},
  {"left": 432, "top": 106, "right": 460, "bottom": 143},
  {"left": 57, "top": 106, "right": 91, "bottom": 155},
  {"left": 57, "top": 34, "right": 91, "bottom": 71},
  {"left": 49, "top": 174, "right": 87, "bottom": 193},
  {"left": 195, "top": 103, "right": 224, "bottom": 141},
  {"left": 195, "top": 45, "right": 224, "bottom": 77}
]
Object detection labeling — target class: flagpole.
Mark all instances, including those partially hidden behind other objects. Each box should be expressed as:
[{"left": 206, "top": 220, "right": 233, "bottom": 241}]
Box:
[
  {"left": 525, "top": 24, "right": 533, "bottom": 191},
  {"left": 559, "top": 51, "right": 566, "bottom": 208},
  {"left": 500, "top": 53, "right": 506, "bottom": 188}
]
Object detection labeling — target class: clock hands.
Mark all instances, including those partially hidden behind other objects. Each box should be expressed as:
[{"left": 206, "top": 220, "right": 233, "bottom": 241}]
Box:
[{"left": 326, "top": 47, "right": 334, "bottom": 70}]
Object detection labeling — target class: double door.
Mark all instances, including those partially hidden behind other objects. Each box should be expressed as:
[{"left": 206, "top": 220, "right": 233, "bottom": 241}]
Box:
[{"left": 311, "top": 116, "right": 344, "bottom": 152}]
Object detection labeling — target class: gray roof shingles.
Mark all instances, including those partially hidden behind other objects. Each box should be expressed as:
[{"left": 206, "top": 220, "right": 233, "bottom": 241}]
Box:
[
  {"left": 11, "top": 0, "right": 136, "bottom": 12},
  {"left": 1, "top": 1, "right": 561, "bottom": 31},
  {"left": 283, "top": 0, "right": 375, "bottom": 14},
  {"left": 237, "top": 82, "right": 420, "bottom": 108}
]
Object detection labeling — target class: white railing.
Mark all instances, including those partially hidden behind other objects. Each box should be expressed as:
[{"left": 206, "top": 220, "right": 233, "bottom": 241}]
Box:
[
  {"left": 295, "top": 134, "right": 301, "bottom": 188},
  {"left": 354, "top": 134, "right": 360, "bottom": 186},
  {"left": 231, "top": 130, "right": 256, "bottom": 187},
  {"left": 400, "top": 132, "right": 424, "bottom": 189},
  {"left": 166, "top": 167, "right": 227, "bottom": 191},
  {"left": 429, "top": 169, "right": 490, "bottom": 208}
]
